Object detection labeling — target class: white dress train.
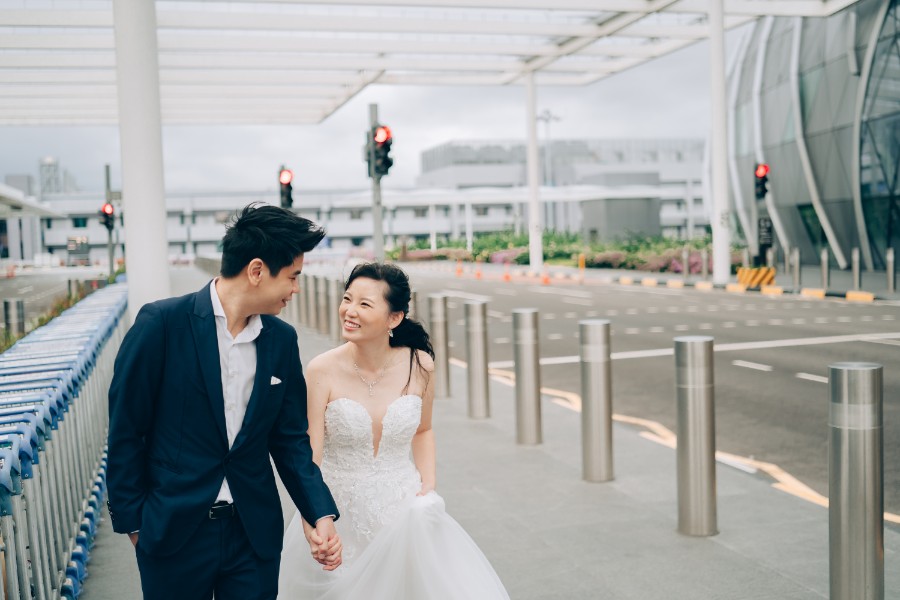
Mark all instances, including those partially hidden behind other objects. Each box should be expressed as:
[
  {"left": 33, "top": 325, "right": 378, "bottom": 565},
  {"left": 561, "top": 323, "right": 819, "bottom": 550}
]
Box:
[{"left": 278, "top": 395, "right": 509, "bottom": 599}]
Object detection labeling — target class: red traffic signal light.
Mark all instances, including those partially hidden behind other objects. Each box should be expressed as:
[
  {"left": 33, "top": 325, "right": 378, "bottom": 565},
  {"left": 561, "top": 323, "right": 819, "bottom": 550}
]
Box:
[
  {"left": 754, "top": 163, "right": 770, "bottom": 178},
  {"left": 374, "top": 126, "right": 392, "bottom": 144},
  {"left": 279, "top": 169, "right": 293, "bottom": 185},
  {"left": 101, "top": 202, "right": 114, "bottom": 215}
]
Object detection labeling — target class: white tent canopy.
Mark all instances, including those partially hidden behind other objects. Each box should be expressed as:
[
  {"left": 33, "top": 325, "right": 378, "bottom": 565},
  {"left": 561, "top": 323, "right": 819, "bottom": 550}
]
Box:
[{"left": 0, "top": 0, "right": 858, "bottom": 126}]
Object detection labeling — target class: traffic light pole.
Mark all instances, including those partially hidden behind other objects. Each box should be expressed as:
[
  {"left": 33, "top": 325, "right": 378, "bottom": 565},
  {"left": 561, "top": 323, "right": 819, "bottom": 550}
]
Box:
[
  {"left": 105, "top": 165, "right": 115, "bottom": 279},
  {"left": 369, "top": 103, "right": 385, "bottom": 262}
]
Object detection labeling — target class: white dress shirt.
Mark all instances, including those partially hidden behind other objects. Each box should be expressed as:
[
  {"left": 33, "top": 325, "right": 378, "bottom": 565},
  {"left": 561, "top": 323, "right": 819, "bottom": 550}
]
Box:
[{"left": 211, "top": 279, "right": 263, "bottom": 504}]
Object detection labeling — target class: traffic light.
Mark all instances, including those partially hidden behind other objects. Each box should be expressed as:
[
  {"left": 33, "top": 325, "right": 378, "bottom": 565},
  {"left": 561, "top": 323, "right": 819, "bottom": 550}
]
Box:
[
  {"left": 372, "top": 125, "right": 393, "bottom": 178},
  {"left": 279, "top": 167, "right": 293, "bottom": 208},
  {"left": 754, "top": 163, "right": 770, "bottom": 200},
  {"left": 100, "top": 202, "right": 115, "bottom": 232}
]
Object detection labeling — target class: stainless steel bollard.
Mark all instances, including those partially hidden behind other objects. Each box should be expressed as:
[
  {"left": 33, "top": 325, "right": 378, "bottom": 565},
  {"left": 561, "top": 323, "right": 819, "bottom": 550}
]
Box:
[
  {"left": 784, "top": 244, "right": 791, "bottom": 273},
  {"left": 428, "top": 295, "right": 450, "bottom": 398},
  {"left": 886, "top": 248, "right": 894, "bottom": 293},
  {"left": 305, "top": 273, "right": 318, "bottom": 330},
  {"left": 464, "top": 301, "right": 490, "bottom": 419},
  {"left": 682, "top": 247, "right": 690, "bottom": 281},
  {"left": 829, "top": 362, "right": 883, "bottom": 600},
  {"left": 675, "top": 336, "right": 718, "bottom": 537},
  {"left": 298, "top": 273, "right": 309, "bottom": 327},
  {"left": 852, "top": 248, "right": 861, "bottom": 291},
  {"left": 409, "top": 289, "right": 417, "bottom": 320},
  {"left": 513, "top": 309, "right": 542, "bottom": 445},
  {"left": 742, "top": 248, "right": 751, "bottom": 269},
  {"left": 791, "top": 247, "right": 801, "bottom": 291},
  {"left": 766, "top": 247, "right": 775, "bottom": 268},
  {"left": 580, "top": 320, "right": 613, "bottom": 482},
  {"left": 316, "top": 275, "right": 329, "bottom": 335},
  {"left": 329, "top": 278, "right": 343, "bottom": 344},
  {"left": 3, "top": 298, "right": 25, "bottom": 336},
  {"left": 700, "top": 248, "right": 709, "bottom": 279},
  {"left": 822, "top": 247, "right": 830, "bottom": 289}
]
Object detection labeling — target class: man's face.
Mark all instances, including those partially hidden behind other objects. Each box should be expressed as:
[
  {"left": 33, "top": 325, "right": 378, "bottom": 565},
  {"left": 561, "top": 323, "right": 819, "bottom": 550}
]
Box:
[{"left": 257, "top": 254, "right": 303, "bottom": 315}]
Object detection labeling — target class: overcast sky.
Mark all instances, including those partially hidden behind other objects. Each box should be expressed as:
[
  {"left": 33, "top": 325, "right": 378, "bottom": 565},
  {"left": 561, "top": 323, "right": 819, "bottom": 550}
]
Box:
[{"left": 1, "top": 37, "right": 725, "bottom": 196}]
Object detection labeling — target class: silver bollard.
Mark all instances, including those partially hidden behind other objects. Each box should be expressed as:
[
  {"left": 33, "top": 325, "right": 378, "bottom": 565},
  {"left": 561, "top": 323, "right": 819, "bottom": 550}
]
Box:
[
  {"left": 298, "top": 273, "right": 309, "bottom": 327},
  {"left": 428, "top": 295, "right": 450, "bottom": 398},
  {"left": 580, "top": 320, "right": 613, "bottom": 482},
  {"left": 852, "top": 247, "right": 861, "bottom": 291},
  {"left": 464, "top": 301, "right": 490, "bottom": 419},
  {"left": 409, "top": 289, "right": 417, "bottom": 320},
  {"left": 829, "top": 362, "right": 883, "bottom": 600},
  {"left": 700, "top": 248, "right": 709, "bottom": 280},
  {"left": 821, "top": 247, "right": 830, "bottom": 289},
  {"left": 513, "top": 309, "right": 542, "bottom": 445},
  {"left": 329, "top": 278, "right": 343, "bottom": 344},
  {"left": 674, "top": 336, "right": 718, "bottom": 537},
  {"left": 316, "top": 275, "right": 329, "bottom": 335},
  {"left": 742, "top": 248, "right": 751, "bottom": 269},
  {"left": 305, "top": 273, "right": 318, "bottom": 331},
  {"left": 886, "top": 248, "right": 894, "bottom": 294},
  {"left": 791, "top": 247, "right": 801, "bottom": 291},
  {"left": 766, "top": 247, "right": 775, "bottom": 268},
  {"left": 784, "top": 244, "right": 791, "bottom": 274},
  {"left": 3, "top": 298, "right": 25, "bottom": 336},
  {"left": 682, "top": 247, "right": 690, "bottom": 281}
]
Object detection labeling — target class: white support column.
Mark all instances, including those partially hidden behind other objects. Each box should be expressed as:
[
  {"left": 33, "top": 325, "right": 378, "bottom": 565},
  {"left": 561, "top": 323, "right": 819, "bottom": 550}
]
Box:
[
  {"left": 686, "top": 179, "right": 695, "bottom": 239},
  {"left": 525, "top": 72, "right": 543, "bottom": 273},
  {"left": 112, "top": 0, "right": 170, "bottom": 316},
  {"left": 465, "top": 202, "right": 474, "bottom": 253},
  {"left": 429, "top": 203, "right": 437, "bottom": 252},
  {"left": 709, "top": 0, "right": 731, "bottom": 285}
]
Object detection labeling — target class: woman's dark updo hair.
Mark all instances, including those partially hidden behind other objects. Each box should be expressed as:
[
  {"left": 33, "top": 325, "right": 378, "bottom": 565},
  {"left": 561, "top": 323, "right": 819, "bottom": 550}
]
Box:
[{"left": 345, "top": 262, "right": 435, "bottom": 391}]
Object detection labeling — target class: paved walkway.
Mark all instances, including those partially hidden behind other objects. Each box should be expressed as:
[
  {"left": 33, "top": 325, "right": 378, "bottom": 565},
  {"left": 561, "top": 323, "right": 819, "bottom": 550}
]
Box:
[{"left": 81, "top": 265, "right": 900, "bottom": 599}]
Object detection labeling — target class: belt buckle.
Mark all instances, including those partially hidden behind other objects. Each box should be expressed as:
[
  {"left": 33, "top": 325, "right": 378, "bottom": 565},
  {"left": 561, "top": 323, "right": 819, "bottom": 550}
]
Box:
[{"left": 209, "top": 502, "right": 234, "bottom": 519}]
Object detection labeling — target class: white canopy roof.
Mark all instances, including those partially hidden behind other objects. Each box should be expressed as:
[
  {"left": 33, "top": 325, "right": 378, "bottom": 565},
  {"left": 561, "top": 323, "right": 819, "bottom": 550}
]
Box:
[
  {"left": 0, "top": 0, "right": 858, "bottom": 125},
  {"left": 0, "top": 182, "right": 64, "bottom": 217}
]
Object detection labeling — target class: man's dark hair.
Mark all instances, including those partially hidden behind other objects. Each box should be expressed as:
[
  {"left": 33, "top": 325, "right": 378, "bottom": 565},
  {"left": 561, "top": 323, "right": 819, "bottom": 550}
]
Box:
[{"left": 220, "top": 203, "right": 326, "bottom": 278}]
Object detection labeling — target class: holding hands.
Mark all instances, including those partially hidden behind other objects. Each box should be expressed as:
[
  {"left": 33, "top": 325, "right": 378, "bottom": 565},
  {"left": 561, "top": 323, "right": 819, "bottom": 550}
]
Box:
[{"left": 306, "top": 517, "right": 342, "bottom": 571}]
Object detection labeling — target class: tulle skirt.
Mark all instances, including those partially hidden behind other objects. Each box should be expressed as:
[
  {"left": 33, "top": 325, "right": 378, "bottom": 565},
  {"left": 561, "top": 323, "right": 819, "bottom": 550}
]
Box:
[{"left": 278, "top": 492, "right": 509, "bottom": 599}]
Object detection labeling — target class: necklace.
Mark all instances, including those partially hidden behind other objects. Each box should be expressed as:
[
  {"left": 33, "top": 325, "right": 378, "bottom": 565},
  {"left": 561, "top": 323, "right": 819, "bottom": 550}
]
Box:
[{"left": 353, "top": 354, "right": 393, "bottom": 397}]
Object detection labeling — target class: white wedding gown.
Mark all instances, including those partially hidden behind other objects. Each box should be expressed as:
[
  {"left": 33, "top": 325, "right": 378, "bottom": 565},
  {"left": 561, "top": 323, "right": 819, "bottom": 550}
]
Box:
[{"left": 278, "top": 394, "right": 510, "bottom": 599}]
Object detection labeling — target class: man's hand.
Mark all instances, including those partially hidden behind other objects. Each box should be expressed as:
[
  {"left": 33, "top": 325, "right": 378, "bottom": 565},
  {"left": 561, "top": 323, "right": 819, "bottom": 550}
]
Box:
[
  {"left": 128, "top": 532, "right": 139, "bottom": 548},
  {"left": 308, "top": 517, "right": 342, "bottom": 571}
]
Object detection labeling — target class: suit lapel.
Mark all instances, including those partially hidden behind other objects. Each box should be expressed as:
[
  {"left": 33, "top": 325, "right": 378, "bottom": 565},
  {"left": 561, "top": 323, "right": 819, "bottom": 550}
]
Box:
[
  {"left": 190, "top": 288, "right": 228, "bottom": 447},
  {"left": 232, "top": 322, "right": 273, "bottom": 449}
]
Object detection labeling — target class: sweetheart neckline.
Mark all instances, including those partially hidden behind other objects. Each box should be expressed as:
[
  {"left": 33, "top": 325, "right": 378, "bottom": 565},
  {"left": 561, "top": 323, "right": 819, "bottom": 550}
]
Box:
[{"left": 326, "top": 395, "right": 422, "bottom": 459}]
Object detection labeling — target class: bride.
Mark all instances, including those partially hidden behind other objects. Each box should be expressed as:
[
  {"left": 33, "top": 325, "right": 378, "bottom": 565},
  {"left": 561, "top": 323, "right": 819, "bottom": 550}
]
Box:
[{"left": 278, "top": 262, "right": 509, "bottom": 599}]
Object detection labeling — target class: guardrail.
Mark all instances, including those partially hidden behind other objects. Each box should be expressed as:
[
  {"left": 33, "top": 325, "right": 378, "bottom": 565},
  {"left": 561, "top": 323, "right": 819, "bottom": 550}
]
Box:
[{"left": 0, "top": 284, "right": 127, "bottom": 600}]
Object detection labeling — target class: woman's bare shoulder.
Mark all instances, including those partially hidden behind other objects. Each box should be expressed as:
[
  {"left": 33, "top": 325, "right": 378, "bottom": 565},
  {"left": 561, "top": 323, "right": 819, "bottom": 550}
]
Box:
[
  {"left": 306, "top": 345, "right": 347, "bottom": 376},
  {"left": 414, "top": 349, "right": 435, "bottom": 372}
]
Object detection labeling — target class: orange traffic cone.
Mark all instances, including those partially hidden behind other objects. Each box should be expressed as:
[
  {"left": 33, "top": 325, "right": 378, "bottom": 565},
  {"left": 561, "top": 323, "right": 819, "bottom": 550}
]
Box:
[
  {"left": 502, "top": 263, "right": 512, "bottom": 282},
  {"left": 541, "top": 269, "right": 551, "bottom": 285},
  {"left": 475, "top": 261, "right": 483, "bottom": 280},
  {"left": 455, "top": 259, "right": 463, "bottom": 277}
]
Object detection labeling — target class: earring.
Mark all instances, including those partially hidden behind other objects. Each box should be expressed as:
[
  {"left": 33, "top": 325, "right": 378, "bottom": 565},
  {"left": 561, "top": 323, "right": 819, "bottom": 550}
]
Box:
[{"left": 388, "top": 329, "right": 394, "bottom": 338}]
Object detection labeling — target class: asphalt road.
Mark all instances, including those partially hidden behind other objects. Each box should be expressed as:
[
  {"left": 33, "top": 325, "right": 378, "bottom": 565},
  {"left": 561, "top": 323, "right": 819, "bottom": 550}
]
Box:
[
  {"left": 0, "top": 266, "right": 107, "bottom": 332},
  {"left": 402, "top": 265, "right": 900, "bottom": 516}
]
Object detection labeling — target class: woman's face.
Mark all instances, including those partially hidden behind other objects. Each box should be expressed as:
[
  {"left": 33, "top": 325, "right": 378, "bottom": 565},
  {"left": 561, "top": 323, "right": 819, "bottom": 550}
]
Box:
[{"left": 340, "top": 277, "right": 401, "bottom": 342}]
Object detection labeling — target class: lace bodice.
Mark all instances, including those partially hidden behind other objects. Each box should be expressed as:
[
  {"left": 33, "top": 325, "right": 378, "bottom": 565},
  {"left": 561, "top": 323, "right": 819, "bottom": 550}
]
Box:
[{"left": 321, "top": 394, "right": 423, "bottom": 544}]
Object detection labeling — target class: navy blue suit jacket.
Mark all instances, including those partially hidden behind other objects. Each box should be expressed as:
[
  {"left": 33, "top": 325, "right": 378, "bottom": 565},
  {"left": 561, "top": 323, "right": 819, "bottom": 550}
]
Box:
[{"left": 106, "top": 284, "right": 338, "bottom": 559}]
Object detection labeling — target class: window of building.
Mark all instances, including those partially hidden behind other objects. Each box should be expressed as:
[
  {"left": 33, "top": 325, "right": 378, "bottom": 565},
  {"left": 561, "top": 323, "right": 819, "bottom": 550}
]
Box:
[
  {"left": 45, "top": 219, "right": 52, "bottom": 229},
  {"left": 350, "top": 209, "right": 364, "bottom": 220},
  {"left": 474, "top": 206, "right": 489, "bottom": 217},
  {"left": 72, "top": 217, "right": 88, "bottom": 228},
  {"left": 413, "top": 208, "right": 428, "bottom": 218}
]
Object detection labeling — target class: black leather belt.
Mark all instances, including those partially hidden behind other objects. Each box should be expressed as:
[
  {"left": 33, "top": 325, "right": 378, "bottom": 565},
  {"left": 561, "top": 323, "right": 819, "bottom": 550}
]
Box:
[{"left": 209, "top": 501, "right": 235, "bottom": 520}]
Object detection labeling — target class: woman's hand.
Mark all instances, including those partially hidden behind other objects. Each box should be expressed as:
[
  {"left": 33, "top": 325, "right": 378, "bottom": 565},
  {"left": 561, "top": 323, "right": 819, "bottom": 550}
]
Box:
[{"left": 417, "top": 482, "right": 435, "bottom": 496}]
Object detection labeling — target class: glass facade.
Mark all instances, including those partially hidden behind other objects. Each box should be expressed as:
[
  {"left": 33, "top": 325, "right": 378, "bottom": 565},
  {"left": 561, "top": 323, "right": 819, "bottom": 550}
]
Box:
[
  {"left": 860, "top": 0, "right": 900, "bottom": 268},
  {"left": 730, "top": 0, "right": 899, "bottom": 269}
]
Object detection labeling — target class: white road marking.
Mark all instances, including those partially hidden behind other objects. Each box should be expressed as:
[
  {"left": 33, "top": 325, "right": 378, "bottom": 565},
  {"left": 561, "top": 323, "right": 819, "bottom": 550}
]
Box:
[
  {"left": 796, "top": 372, "right": 828, "bottom": 384},
  {"left": 746, "top": 320, "right": 760, "bottom": 326},
  {"left": 861, "top": 338, "right": 900, "bottom": 348},
  {"left": 441, "top": 290, "right": 492, "bottom": 302},
  {"left": 861, "top": 316, "right": 874, "bottom": 322},
  {"left": 563, "top": 297, "right": 594, "bottom": 307},
  {"left": 448, "top": 341, "right": 456, "bottom": 348},
  {"left": 732, "top": 360, "right": 773, "bottom": 372},
  {"left": 649, "top": 327, "right": 665, "bottom": 333},
  {"left": 548, "top": 333, "right": 564, "bottom": 340},
  {"left": 646, "top": 307, "right": 659, "bottom": 314},
  {"left": 815, "top": 317, "right": 829, "bottom": 324},
  {"left": 686, "top": 306, "right": 699, "bottom": 312},
  {"left": 527, "top": 287, "right": 593, "bottom": 299},
  {"left": 624, "top": 328, "right": 641, "bottom": 335},
  {"left": 626, "top": 308, "right": 639, "bottom": 315},
  {"left": 494, "top": 337, "right": 510, "bottom": 344},
  {"left": 837, "top": 317, "right": 852, "bottom": 323},
  {"left": 607, "top": 310, "right": 619, "bottom": 316},
  {"left": 488, "top": 310, "right": 505, "bottom": 319},
  {"left": 494, "top": 289, "right": 517, "bottom": 296},
  {"left": 791, "top": 318, "right": 806, "bottom": 325},
  {"left": 585, "top": 310, "right": 599, "bottom": 317},
  {"left": 883, "top": 315, "right": 896, "bottom": 320},
  {"left": 563, "top": 312, "right": 578, "bottom": 319},
  {"left": 666, "top": 307, "right": 680, "bottom": 313},
  {"left": 16, "top": 286, "right": 34, "bottom": 293},
  {"left": 674, "top": 324, "right": 690, "bottom": 331},
  {"left": 768, "top": 319, "right": 784, "bottom": 326},
  {"left": 699, "top": 323, "right": 713, "bottom": 330},
  {"left": 544, "top": 313, "right": 556, "bottom": 320},
  {"left": 706, "top": 306, "right": 720, "bottom": 312},
  {"left": 722, "top": 322, "right": 736, "bottom": 328}
]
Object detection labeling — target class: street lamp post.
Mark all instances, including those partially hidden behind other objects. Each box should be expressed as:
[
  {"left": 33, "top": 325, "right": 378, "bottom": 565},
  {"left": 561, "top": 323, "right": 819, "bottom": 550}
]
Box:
[{"left": 536, "top": 109, "right": 561, "bottom": 230}]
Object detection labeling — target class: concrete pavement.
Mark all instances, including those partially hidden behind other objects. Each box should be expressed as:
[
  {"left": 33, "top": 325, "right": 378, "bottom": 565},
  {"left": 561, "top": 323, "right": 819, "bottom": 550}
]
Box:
[{"left": 81, "top": 265, "right": 899, "bottom": 599}]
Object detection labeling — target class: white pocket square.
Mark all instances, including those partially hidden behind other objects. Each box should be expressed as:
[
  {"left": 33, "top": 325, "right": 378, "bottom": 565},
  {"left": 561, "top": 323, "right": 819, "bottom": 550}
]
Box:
[{"left": 271, "top": 376, "right": 282, "bottom": 385}]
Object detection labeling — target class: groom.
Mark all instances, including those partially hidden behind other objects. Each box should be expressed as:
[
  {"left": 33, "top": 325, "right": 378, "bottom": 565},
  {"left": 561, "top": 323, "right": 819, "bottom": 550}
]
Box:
[{"left": 107, "top": 203, "right": 340, "bottom": 599}]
